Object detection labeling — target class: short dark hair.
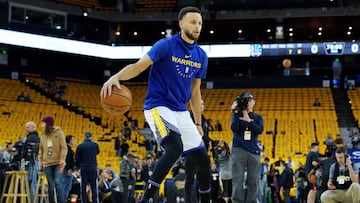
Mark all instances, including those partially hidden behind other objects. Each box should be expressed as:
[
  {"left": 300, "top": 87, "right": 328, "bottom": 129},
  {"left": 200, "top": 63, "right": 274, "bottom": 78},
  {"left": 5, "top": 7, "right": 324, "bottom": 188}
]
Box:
[
  {"left": 310, "top": 142, "right": 319, "bottom": 148},
  {"left": 336, "top": 146, "right": 347, "bottom": 154},
  {"left": 178, "top": 6, "right": 201, "bottom": 20},
  {"left": 264, "top": 157, "right": 270, "bottom": 162},
  {"left": 65, "top": 135, "right": 74, "bottom": 144}
]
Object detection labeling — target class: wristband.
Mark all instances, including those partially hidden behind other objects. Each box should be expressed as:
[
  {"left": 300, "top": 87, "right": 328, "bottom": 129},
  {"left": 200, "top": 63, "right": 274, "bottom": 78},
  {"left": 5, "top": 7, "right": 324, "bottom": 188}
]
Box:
[{"left": 195, "top": 123, "right": 201, "bottom": 126}]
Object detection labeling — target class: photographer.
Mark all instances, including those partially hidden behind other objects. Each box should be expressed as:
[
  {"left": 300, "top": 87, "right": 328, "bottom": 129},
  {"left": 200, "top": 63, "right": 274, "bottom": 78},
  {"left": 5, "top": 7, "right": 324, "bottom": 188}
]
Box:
[
  {"left": 230, "top": 92, "right": 264, "bottom": 203},
  {"left": 320, "top": 146, "right": 360, "bottom": 203}
]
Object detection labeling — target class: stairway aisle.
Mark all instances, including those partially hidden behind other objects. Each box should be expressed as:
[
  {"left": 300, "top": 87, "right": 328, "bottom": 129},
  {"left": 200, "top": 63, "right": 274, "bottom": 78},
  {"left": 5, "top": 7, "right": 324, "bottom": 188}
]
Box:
[{"left": 332, "top": 88, "right": 357, "bottom": 128}]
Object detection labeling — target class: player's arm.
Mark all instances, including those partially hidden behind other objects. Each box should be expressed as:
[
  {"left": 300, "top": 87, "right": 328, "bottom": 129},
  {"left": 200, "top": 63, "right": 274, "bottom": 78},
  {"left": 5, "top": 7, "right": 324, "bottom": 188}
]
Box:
[
  {"left": 100, "top": 54, "right": 153, "bottom": 97},
  {"left": 190, "top": 78, "right": 203, "bottom": 135}
]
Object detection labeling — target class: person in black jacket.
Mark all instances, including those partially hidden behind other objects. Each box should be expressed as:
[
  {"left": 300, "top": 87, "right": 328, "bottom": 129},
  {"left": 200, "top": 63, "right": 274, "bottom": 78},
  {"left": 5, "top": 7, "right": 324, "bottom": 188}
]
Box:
[
  {"left": 62, "top": 135, "right": 75, "bottom": 201},
  {"left": 230, "top": 92, "right": 264, "bottom": 203},
  {"left": 75, "top": 132, "right": 100, "bottom": 203},
  {"left": 22, "top": 121, "right": 40, "bottom": 203},
  {"left": 279, "top": 161, "right": 294, "bottom": 203}
]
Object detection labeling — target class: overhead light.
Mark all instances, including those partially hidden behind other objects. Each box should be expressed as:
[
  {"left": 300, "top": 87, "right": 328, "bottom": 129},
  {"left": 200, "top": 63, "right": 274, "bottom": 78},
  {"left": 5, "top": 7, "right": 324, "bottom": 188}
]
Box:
[
  {"left": 161, "top": 31, "right": 165, "bottom": 35},
  {"left": 82, "top": 10, "right": 88, "bottom": 17},
  {"left": 347, "top": 31, "right": 352, "bottom": 35},
  {"left": 115, "top": 31, "right": 120, "bottom": 36},
  {"left": 289, "top": 33, "right": 294, "bottom": 37},
  {"left": 289, "top": 28, "right": 293, "bottom": 32},
  {"left": 238, "top": 29, "right": 243, "bottom": 34},
  {"left": 318, "top": 27, "right": 323, "bottom": 31},
  {"left": 133, "top": 31, "right": 138, "bottom": 36},
  {"left": 266, "top": 28, "right": 271, "bottom": 33},
  {"left": 349, "top": 26, "right": 353, "bottom": 30},
  {"left": 209, "top": 30, "right": 214, "bottom": 34},
  {"left": 318, "top": 32, "right": 322, "bottom": 36}
]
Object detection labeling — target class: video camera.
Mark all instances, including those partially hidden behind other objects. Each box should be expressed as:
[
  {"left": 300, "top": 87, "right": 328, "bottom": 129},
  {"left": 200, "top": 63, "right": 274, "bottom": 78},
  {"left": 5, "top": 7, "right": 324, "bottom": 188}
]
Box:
[{"left": 236, "top": 93, "right": 254, "bottom": 111}]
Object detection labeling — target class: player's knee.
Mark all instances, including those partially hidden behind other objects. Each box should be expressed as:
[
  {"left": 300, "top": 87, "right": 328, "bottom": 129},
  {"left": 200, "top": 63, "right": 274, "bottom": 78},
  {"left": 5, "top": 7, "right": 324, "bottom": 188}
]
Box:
[{"left": 163, "top": 130, "right": 183, "bottom": 158}]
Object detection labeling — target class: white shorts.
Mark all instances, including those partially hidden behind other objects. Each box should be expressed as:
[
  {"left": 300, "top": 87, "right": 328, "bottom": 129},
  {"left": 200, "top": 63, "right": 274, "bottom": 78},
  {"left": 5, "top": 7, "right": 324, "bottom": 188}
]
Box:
[{"left": 144, "top": 106, "right": 204, "bottom": 153}]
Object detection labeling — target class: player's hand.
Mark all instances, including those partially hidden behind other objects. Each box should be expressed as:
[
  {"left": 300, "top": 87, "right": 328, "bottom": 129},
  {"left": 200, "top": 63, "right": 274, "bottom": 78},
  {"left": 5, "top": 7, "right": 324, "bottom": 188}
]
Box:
[{"left": 100, "top": 76, "right": 121, "bottom": 98}]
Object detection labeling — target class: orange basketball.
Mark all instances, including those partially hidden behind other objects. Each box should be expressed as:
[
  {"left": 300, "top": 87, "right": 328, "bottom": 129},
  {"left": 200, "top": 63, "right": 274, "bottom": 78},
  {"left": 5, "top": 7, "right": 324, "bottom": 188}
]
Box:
[
  {"left": 101, "top": 85, "right": 132, "bottom": 115},
  {"left": 282, "top": 59, "right": 292, "bottom": 68}
]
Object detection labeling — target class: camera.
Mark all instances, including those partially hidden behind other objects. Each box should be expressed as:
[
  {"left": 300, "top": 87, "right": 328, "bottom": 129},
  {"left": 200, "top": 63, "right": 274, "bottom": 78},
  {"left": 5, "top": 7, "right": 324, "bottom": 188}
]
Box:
[
  {"left": 236, "top": 93, "right": 254, "bottom": 111},
  {"left": 217, "top": 146, "right": 224, "bottom": 154}
]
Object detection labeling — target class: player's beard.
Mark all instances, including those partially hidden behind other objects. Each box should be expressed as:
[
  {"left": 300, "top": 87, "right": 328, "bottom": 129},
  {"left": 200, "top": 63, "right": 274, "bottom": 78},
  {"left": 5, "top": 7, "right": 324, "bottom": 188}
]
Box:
[{"left": 184, "top": 29, "right": 199, "bottom": 41}]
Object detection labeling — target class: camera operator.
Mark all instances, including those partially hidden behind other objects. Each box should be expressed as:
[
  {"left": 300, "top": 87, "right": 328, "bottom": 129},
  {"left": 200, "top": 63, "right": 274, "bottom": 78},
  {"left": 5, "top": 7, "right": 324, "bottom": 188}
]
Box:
[
  {"left": 320, "top": 146, "right": 360, "bottom": 203},
  {"left": 230, "top": 92, "right": 264, "bottom": 203},
  {"left": 22, "top": 121, "right": 40, "bottom": 203}
]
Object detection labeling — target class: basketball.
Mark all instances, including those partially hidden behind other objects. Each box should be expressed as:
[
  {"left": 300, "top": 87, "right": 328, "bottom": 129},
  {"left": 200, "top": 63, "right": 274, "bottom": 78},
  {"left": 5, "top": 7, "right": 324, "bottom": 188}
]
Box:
[
  {"left": 282, "top": 59, "right": 292, "bottom": 68},
  {"left": 101, "top": 85, "right": 132, "bottom": 115}
]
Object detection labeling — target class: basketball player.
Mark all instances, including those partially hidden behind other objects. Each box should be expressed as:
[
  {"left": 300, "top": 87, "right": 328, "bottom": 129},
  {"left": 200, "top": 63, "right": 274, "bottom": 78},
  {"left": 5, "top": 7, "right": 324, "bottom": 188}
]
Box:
[{"left": 100, "top": 6, "right": 211, "bottom": 203}]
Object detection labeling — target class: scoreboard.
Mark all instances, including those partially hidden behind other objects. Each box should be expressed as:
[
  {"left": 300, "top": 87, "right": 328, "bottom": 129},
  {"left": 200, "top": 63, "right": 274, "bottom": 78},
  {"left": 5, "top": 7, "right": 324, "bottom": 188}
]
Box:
[{"left": 250, "top": 42, "right": 360, "bottom": 57}]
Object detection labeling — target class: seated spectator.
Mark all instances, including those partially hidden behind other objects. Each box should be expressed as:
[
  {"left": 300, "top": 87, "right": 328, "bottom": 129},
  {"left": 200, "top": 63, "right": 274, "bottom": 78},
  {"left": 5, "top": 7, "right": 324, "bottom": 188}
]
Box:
[
  {"left": 24, "top": 94, "right": 33, "bottom": 103},
  {"left": 351, "top": 133, "right": 360, "bottom": 149},
  {"left": 2, "top": 143, "right": 12, "bottom": 163},
  {"left": 105, "top": 163, "right": 117, "bottom": 180},
  {"left": 69, "top": 167, "right": 81, "bottom": 202},
  {"left": 98, "top": 169, "right": 126, "bottom": 203},
  {"left": 17, "top": 92, "right": 26, "bottom": 102},
  {"left": 9, "top": 147, "right": 21, "bottom": 170},
  {"left": 320, "top": 147, "right": 360, "bottom": 203},
  {"left": 313, "top": 98, "right": 321, "bottom": 107}
]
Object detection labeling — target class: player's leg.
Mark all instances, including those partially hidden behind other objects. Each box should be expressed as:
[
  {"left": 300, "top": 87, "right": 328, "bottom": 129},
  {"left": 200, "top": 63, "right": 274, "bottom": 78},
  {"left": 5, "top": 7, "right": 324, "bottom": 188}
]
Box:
[
  {"left": 179, "top": 111, "right": 211, "bottom": 203},
  {"left": 140, "top": 107, "right": 183, "bottom": 203}
]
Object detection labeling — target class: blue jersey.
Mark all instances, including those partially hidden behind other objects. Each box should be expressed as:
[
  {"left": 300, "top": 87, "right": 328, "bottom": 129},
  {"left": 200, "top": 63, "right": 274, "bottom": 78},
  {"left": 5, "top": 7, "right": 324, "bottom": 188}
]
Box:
[{"left": 144, "top": 33, "right": 208, "bottom": 111}]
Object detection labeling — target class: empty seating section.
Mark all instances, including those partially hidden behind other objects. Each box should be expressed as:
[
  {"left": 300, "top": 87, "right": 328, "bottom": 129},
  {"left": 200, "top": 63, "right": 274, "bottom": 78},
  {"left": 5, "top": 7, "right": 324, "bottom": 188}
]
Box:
[
  {"left": 348, "top": 88, "right": 360, "bottom": 124},
  {"left": 0, "top": 76, "right": 339, "bottom": 169}
]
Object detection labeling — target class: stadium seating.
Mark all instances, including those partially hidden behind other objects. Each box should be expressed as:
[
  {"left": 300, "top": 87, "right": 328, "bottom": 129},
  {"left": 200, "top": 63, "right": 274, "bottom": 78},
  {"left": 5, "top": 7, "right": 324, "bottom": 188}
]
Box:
[{"left": 0, "top": 75, "right": 340, "bottom": 171}]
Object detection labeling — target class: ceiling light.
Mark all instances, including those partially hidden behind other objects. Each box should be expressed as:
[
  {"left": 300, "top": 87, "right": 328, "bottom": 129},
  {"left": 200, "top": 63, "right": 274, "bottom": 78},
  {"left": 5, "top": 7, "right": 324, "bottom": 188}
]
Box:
[
  {"left": 266, "top": 28, "right": 271, "bottom": 33},
  {"left": 133, "top": 31, "right": 138, "bottom": 36},
  {"left": 115, "top": 31, "right": 120, "bottom": 36},
  {"left": 318, "top": 27, "right": 323, "bottom": 31},
  {"left": 349, "top": 26, "right": 353, "bottom": 30},
  {"left": 289, "top": 28, "right": 293, "bottom": 32},
  {"left": 318, "top": 32, "right": 322, "bottom": 36},
  {"left": 161, "top": 31, "right": 165, "bottom": 35},
  {"left": 82, "top": 10, "right": 88, "bottom": 17},
  {"left": 238, "top": 29, "right": 242, "bottom": 34},
  {"left": 347, "top": 31, "right": 352, "bottom": 35},
  {"left": 209, "top": 30, "right": 214, "bottom": 34},
  {"left": 289, "top": 33, "right": 294, "bottom": 37}
]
